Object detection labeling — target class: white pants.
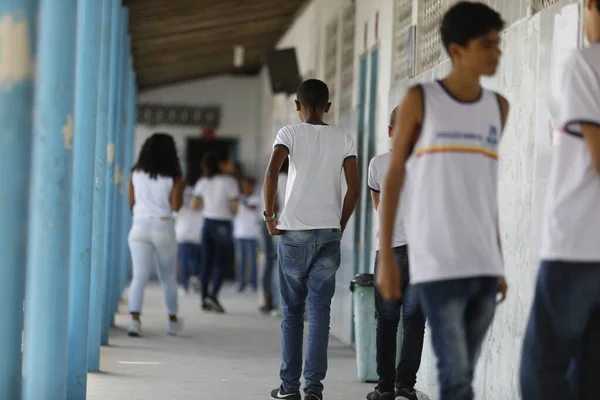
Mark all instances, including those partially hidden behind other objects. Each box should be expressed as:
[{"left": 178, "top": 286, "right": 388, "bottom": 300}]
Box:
[{"left": 128, "top": 216, "right": 178, "bottom": 316}]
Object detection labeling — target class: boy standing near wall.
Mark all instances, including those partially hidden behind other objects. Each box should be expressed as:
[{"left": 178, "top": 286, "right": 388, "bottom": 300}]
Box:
[
  {"left": 263, "top": 79, "right": 360, "bottom": 400},
  {"left": 377, "top": 3, "right": 509, "bottom": 400},
  {"left": 366, "top": 107, "right": 425, "bottom": 400},
  {"left": 520, "top": 1, "right": 600, "bottom": 399}
]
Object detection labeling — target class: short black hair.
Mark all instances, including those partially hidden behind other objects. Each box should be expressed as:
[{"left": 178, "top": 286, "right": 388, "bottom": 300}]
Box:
[
  {"left": 133, "top": 133, "right": 182, "bottom": 179},
  {"left": 440, "top": 2, "right": 504, "bottom": 54},
  {"left": 389, "top": 106, "right": 398, "bottom": 127},
  {"left": 596, "top": 0, "right": 600, "bottom": 11},
  {"left": 297, "top": 79, "right": 329, "bottom": 110},
  {"left": 202, "top": 151, "right": 229, "bottom": 178}
]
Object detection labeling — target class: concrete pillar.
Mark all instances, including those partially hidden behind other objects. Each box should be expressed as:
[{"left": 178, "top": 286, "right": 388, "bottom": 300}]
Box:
[
  {"left": 66, "top": 0, "right": 103, "bottom": 397},
  {"left": 88, "top": 0, "right": 114, "bottom": 372},
  {"left": 0, "top": 2, "right": 37, "bottom": 398},
  {"left": 22, "top": 0, "right": 76, "bottom": 398},
  {"left": 100, "top": 0, "right": 123, "bottom": 346}
]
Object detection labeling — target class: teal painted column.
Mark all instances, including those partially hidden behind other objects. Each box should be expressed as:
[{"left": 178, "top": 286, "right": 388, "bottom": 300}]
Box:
[
  {"left": 88, "top": 0, "right": 114, "bottom": 371},
  {"left": 0, "top": 2, "right": 37, "bottom": 398},
  {"left": 22, "top": 0, "right": 76, "bottom": 398},
  {"left": 100, "top": 0, "right": 123, "bottom": 346},
  {"left": 67, "top": 0, "right": 103, "bottom": 397}
]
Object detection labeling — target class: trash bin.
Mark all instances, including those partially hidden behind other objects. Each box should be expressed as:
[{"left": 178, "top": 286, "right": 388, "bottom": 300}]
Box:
[{"left": 350, "top": 273, "right": 403, "bottom": 383}]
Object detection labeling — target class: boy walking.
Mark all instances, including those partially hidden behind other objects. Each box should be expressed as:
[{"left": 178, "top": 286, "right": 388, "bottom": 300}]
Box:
[
  {"left": 366, "top": 108, "right": 425, "bottom": 400},
  {"left": 263, "top": 79, "right": 360, "bottom": 400},
  {"left": 520, "top": 1, "right": 600, "bottom": 399},
  {"left": 376, "top": 3, "right": 509, "bottom": 400}
]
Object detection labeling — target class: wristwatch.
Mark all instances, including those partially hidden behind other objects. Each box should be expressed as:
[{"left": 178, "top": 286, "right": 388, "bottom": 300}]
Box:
[{"left": 263, "top": 211, "right": 276, "bottom": 221}]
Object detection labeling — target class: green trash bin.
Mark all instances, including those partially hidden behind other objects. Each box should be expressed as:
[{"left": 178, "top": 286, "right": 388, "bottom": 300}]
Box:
[{"left": 350, "top": 273, "right": 403, "bottom": 383}]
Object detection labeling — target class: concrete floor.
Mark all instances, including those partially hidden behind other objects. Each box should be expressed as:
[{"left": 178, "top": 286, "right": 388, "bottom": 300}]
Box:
[{"left": 87, "top": 283, "right": 430, "bottom": 400}]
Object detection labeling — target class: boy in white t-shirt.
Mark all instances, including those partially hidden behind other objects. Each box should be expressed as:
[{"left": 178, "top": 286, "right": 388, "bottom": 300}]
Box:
[
  {"left": 234, "top": 177, "right": 261, "bottom": 291},
  {"left": 175, "top": 185, "right": 204, "bottom": 294},
  {"left": 263, "top": 79, "right": 360, "bottom": 400},
  {"left": 365, "top": 108, "right": 425, "bottom": 400},
  {"left": 520, "top": 2, "right": 600, "bottom": 398}
]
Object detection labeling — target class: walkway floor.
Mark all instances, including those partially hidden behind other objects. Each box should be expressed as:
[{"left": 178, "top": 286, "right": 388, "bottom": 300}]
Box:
[{"left": 87, "top": 283, "right": 429, "bottom": 400}]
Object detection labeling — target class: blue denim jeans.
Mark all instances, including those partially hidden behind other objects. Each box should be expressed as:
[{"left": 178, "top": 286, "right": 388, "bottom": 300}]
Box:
[
  {"left": 520, "top": 260, "right": 600, "bottom": 400},
  {"left": 417, "top": 276, "right": 498, "bottom": 400},
  {"left": 235, "top": 238, "right": 258, "bottom": 289},
  {"left": 178, "top": 242, "right": 201, "bottom": 290},
  {"left": 278, "top": 229, "right": 341, "bottom": 394},
  {"left": 200, "top": 218, "right": 233, "bottom": 300},
  {"left": 374, "top": 246, "right": 426, "bottom": 392}
]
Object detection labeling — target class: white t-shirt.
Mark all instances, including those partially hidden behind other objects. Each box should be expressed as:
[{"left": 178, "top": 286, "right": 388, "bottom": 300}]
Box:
[
  {"left": 131, "top": 170, "right": 174, "bottom": 218},
  {"left": 540, "top": 46, "right": 600, "bottom": 261},
  {"left": 175, "top": 187, "right": 204, "bottom": 244},
  {"left": 234, "top": 193, "right": 261, "bottom": 239},
  {"left": 368, "top": 152, "right": 408, "bottom": 249},
  {"left": 193, "top": 175, "right": 240, "bottom": 221},
  {"left": 273, "top": 123, "right": 357, "bottom": 230}
]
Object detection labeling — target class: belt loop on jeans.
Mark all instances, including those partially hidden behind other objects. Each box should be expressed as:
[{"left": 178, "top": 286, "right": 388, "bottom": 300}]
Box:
[{"left": 159, "top": 216, "right": 172, "bottom": 221}]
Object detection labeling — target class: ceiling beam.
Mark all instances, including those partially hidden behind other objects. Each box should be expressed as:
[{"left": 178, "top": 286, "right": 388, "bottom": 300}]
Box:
[
  {"left": 134, "top": 41, "right": 267, "bottom": 65},
  {"left": 139, "top": 49, "right": 263, "bottom": 75}
]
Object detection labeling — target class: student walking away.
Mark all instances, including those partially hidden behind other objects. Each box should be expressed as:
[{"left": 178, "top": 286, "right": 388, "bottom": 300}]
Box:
[
  {"left": 192, "top": 152, "right": 239, "bottom": 313},
  {"left": 263, "top": 79, "right": 360, "bottom": 400},
  {"left": 234, "top": 177, "right": 260, "bottom": 292},
  {"left": 376, "top": 3, "right": 509, "bottom": 400},
  {"left": 174, "top": 182, "right": 203, "bottom": 295},
  {"left": 520, "top": 2, "right": 600, "bottom": 398},
  {"left": 127, "top": 133, "right": 186, "bottom": 337},
  {"left": 366, "top": 108, "right": 425, "bottom": 400}
]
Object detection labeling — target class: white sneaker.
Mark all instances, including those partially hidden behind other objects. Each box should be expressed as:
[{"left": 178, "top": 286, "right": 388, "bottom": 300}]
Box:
[
  {"left": 128, "top": 319, "right": 141, "bottom": 337},
  {"left": 167, "top": 318, "right": 184, "bottom": 336}
]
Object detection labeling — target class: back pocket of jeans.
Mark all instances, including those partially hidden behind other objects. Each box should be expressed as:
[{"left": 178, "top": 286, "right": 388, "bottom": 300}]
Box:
[{"left": 280, "top": 243, "right": 307, "bottom": 277}]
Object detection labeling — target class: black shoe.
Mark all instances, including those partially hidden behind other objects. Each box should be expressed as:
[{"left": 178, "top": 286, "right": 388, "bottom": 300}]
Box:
[
  {"left": 304, "top": 391, "right": 323, "bottom": 400},
  {"left": 366, "top": 387, "right": 395, "bottom": 400},
  {"left": 395, "top": 387, "right": 418, "bottom": 400},
  {"left": 201, "top": 301, "right": 212, "bottom": 311},
  {"left": 270, "top": 386, "right": 301, "bottom": 400},
  {"left": 206, "top": 295, "right": 225, "bottom": 313}
]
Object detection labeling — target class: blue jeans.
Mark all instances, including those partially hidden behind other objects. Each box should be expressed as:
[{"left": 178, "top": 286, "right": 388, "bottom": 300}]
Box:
[
  {"left": 278, "top": 229, "right": 341, "bottom": 394},
  {"left": 261, "top": 223, "right": 276, "bottom": 296},
  {"left": 200, "top": 218, "right": 233, "bottom": 300},
  {"left": 417, "top": 276, "right": 498, "bottom": 400},
  {"left": 374, "top": 246, "right": 426, "bottom": 392},
  {"left": 178, "top": 242, "right": 201, "bottom": 290},
  {"left": 235, "top": 238, "right": 258, "bottom": 289},
  {"left": 520, "top": 260, "right": 600, "bottom": 400}
]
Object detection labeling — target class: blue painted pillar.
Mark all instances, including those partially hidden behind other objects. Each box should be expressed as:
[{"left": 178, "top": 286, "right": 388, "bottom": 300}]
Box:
[
  {"left": 0, "top": 3, "right": 37, "bottom": 399},
  {"left": 87, "top": 0, "right": 114, "bottom": 372},
  {"left": 22, "top": 0, "right": 76, "bottom": 398},
  {"left": 100, "top": 0, "right": 123, "bottom": 346},
  {"left": 66, "top": 0, "right": 103, "bottom": 397}
]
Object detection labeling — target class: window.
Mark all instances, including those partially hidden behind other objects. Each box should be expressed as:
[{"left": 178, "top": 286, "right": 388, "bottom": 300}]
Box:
[
  {"left": 324, "top": 17, "right": 339, "bottom": 124},
  {"left": 391, "top": 0, "right": 414, "bottom": 84},
  {"left": 339, "top": 3, "right": 355, "bottom": 117}
]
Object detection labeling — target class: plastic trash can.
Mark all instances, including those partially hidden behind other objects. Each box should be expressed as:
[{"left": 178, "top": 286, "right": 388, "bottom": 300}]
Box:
[{"left": 350, "top": 273, "right": 403, "bottom": 383}]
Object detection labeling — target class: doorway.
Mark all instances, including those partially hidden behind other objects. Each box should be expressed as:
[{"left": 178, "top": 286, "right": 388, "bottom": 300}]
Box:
[{"left": 186, "top": 138, "right": 239, "bottom": 184}]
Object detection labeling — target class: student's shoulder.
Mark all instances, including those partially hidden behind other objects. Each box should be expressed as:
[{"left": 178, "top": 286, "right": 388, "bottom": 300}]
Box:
[
  {"left": 369, "top": 152, "right": 389, "bottom": 169},
  {"left": 568, "top": 46, "right": 600, "bottom": 77}
]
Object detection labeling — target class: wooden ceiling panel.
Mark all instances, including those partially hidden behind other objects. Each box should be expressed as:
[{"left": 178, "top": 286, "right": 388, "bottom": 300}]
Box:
[{"left": 124, "top": 0, "right": 309, "bottom": 90}]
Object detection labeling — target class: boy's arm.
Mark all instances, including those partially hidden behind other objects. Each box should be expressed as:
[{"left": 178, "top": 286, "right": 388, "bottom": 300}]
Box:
[
  {"left": 263, "top": 146, "right": 289, "bottom": 234},
  {"left": 496, "top": 93, "right": 510, "bottom": 303},
  {"left": 367, "top": 159, "right": 380, "bottom": 211},
  {"left": 376, "top": 85, "right": 423, "bottom": 301},
  {"left": 341, "top": 156, "right": 360, "bottom": 235}
]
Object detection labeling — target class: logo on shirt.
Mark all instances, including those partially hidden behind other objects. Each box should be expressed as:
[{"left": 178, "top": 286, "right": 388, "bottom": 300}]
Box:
[{"left": 487, "top": 125, "right": 498, "bottom": 146}]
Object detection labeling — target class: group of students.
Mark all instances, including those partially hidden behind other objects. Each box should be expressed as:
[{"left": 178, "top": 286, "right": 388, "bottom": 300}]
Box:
[{"left": 124, "top": 1, "right": 600, "bottom": 399}]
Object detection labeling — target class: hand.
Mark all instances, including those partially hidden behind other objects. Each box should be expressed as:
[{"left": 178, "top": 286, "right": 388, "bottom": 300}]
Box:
[
  {"left": 266, "top": 219, "right": 281, "bottom": 236},
  {"left": 375, "top": 251, "right": 402, "bottom": 301},
  {"left": 497, "top": 278, "right": 508, "bottom": 304}
]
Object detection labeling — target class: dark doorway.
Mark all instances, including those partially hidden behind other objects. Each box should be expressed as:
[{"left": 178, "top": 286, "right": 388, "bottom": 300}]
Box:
[{"left": 186, "top": 138, "right": 239, "bottom": 184}]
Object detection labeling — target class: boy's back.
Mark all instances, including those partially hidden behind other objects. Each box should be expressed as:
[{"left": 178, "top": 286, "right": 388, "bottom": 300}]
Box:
[{"left": 274, "top": 123, "right": 356, "bottom": 230}]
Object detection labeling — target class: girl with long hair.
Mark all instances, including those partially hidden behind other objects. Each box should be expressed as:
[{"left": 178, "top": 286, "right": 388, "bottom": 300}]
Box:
[
  {"left": 192, "top": 151, "right": 238, "bottom": 313},
  {"left": 127, "top": 133, "right": 185, "bottom": 336}
]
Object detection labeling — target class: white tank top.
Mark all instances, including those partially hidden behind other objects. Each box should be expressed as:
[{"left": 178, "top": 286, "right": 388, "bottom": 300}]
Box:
[
  {"left": 406, "top": 82, "right": 504, "bottom": 284},
  {"left": 132, "top": 170, "right": 174, "bottom": 218}
]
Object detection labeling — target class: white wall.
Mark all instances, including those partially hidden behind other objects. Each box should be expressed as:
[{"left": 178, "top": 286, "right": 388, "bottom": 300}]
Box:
[{"left": 135, "top": 75, "right": 264, "bottom": 178}]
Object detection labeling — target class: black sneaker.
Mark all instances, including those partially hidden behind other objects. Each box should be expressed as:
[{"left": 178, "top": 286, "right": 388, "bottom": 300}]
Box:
[
  {"left": 366, "top": 387, "right": 395, "bottom": 400},
  {"left": 206, "top": 295, "right": 225, "bottom": 313},
  {"left": 395, "top": 387, "right": 418, "bottom": 400},
  {"left": 201, "top": 301, "right": 212, "bottom": 311},
  {"left": 304, "top": 391, "right": 323, "bottom": 400},
  {"left": 270, "top": 386, "right": 301, "bottom": 400}
]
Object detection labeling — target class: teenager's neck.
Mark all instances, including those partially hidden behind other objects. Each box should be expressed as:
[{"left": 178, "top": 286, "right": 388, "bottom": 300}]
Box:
[
  {"left": 442, "top": 70, "right": 482, "bottom": 102},
  {"left": 302, "top": 112, "right": 327, "bottom": 125}
]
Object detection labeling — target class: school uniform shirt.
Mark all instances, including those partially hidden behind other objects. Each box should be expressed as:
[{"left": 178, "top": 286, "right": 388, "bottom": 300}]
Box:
[
  {"left": 540, "top": 45, "right": 600, "bottom": 262},
  {"left": 131, "top": 170, "right": 174, "bottom": 218},
  {"left": 368, "top": 151, "right": 408, "bottom": 250},
  {"left": 273, "top": 123, "right": 357, "bottom": 231},
  {"left": 234, "top": 193, "right": 261, "bottom": 239},
  {"left": 193, "top": 175, "right": 240, "bottom": 221},
  {"left": 406, "top": 82, "right": 504, "bottom": 284},
  {"left": 174, "top": 187, "right": 204, "bottom": 244}
]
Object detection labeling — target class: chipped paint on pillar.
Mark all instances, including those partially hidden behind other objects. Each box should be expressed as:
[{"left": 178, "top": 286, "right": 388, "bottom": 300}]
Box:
[
  {"left": 62, "top": 114, "right": 73, "bottom": 149},
  {"left": 0, "top": 11, "right": 35, "bottom": 92},
  {"left": 106, "top": 142, "right": 115, "bottom": 164}
]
